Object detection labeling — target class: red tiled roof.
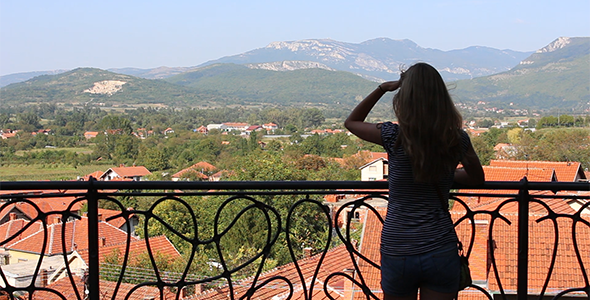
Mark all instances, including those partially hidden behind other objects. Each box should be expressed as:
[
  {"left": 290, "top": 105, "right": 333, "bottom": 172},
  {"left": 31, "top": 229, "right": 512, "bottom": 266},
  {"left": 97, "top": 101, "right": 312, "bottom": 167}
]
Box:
[
  {"left": 454, "top": 213, "right": 590, "bottom": 295},
  {"left": 483, "top": 166, "right": 556, "bottom": 182},
  {"left": 0, "top": 195, "right": 83, "bottom": 222},
  {"left": 222, "top": 122, "right": 248, "bottom": 127},
  {"left": 5, "top": 217, "right": 138, "bottom": 255},
  {"left": 97, "top": 208, "right": 135, "bottom": 229},
  {"left": 81, "top": 170, "right": 104, "bottom": 181},
  {"left": 353, "top": 206, "right": 385, "bottom": 300},
  {"left": 102, "top": 166, "right": 152, "bottom": 179},
  {"left": 172, "top": 162, "right": 217, "bottom": 179},
  {"left": 191, "top": 244, "right": 354, "bottom": 300},
  {"left": 78, "top": 235, "right": 180, "bottom": 264},
  {"left": 30, "top": 276, "right": 177, "bottom": 300},
  {"left": 489, "top": 160, "right": 585, "bottom": 182},
  {"left": 0, "top": 219, "right": 44, "bottom": 245}
]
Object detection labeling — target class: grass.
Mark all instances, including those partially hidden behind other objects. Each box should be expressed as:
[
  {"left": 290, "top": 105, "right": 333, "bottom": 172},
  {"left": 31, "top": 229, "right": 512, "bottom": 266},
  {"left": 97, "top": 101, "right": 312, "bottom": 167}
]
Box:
[
  {"left": 14, "top": 147, "right": 93, "bottom": 156},
  {"left": 0, "top": 163, "right": 114, "bottom": 181}
]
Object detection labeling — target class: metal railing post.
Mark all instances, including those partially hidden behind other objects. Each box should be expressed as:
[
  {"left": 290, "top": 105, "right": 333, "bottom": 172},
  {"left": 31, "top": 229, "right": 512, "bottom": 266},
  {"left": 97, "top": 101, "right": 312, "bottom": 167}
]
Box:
[
  {"left": 87, "top": 177, "right": 100, "bottom": 300},
  {"left": 517, "top": 177, "right": 529, "bottom": 300}
]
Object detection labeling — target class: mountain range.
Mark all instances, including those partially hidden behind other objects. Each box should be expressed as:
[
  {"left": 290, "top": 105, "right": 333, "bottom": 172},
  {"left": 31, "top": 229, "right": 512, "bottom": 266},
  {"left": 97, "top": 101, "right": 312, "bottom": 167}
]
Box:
[
  {"left": 0, "top": 37, "right": 588, "bottom": 111},
  {"left": 452, "top": 37, "right": 589, "bottom": 110}
]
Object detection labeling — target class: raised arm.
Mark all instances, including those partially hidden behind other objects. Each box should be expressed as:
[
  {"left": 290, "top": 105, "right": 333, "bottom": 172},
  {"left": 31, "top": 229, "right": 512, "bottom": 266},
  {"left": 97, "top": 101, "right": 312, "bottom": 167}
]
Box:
[
  {"left": 454, "top": 142, "right": 485, "bottom": 185},
  {"left": 344, "top": 81, "right": 400, "bottom": 145}
]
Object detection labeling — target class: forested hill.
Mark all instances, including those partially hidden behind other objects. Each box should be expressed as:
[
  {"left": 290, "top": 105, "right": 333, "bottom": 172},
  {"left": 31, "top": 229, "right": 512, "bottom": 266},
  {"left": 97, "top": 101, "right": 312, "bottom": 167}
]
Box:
[
  {"left": 0, "top": 68, "right": 238, "bottom": 107},
  {"left": 452, "top": 37, "right": 590, "bottom": 110},
  {"left": 164, "top": 64, "right": 376, "bottom": 106},
  {"left": 0, "top": 65, "right": 377, "bottom": 109}
]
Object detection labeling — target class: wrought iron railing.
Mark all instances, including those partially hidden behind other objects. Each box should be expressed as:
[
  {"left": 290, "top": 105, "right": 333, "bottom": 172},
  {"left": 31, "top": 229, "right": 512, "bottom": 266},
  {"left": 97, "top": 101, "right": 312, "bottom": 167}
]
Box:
[{"left": 0, "top": 179, "right": 588, "bottom": 300}]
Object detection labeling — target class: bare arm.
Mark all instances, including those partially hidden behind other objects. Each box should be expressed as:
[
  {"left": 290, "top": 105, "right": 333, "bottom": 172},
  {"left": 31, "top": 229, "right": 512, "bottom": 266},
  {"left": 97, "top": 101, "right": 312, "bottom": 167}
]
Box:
[
  {"left": 455, "top": 142, "right": 485, "bottom": 185},
  {"left": 344, "top": 81, "right": 400, "bottom": 145}
]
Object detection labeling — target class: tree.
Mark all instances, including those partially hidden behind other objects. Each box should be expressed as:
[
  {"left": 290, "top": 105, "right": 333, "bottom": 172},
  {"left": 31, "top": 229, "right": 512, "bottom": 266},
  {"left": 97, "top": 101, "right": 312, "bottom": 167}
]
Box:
[
  {"left": 0, "top": 113, "right": 10, "bottom": 128},
  {"left": 16, "top": 112, "right": 41, "bottom": 131},
  {"left": 300, "top": 108, "right": 325, "bottom": 128},
  {"left": 478, "top": 119, "right": 494, "bottom": 128},
  {"left": 98, "top": 115, "right": 133, "bottom": 134},
  {"left": 507, "top": 128, "right": 523, "bottom": 144},
  {"left": 136, "top": 145, "right": 168, "bottom": 171}
]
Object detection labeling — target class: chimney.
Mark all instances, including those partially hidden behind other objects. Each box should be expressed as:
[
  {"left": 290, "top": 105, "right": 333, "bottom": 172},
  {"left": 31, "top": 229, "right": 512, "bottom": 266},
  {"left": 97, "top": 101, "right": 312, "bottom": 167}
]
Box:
[
  {"left": 120, "top": 164, "right": 125, "bottom": 168},
  {"left": 9, "top": 213, "right": 17, "bottom": 221},
  {"left": 303, "top": 247, "right": 313, "bottom": 258},
  {"left": 97, "top": 213, "right": 103, "bottom": 222},
  {"left": 39, "top": 269, "right": 48, "bottom": 287},
  {"left": 195, "top": 283, "right": 203, "bottom": 295},
  {"left": 53, "top": 216, "right": 61, "bottom": 224},
  {"left": 343, "top": 268, "right": 355, "bottom": 300}
]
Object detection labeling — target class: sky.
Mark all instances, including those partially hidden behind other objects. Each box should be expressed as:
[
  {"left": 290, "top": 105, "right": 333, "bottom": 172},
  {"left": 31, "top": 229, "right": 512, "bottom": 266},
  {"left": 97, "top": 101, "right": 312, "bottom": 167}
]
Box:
[{"left": 0, "top": 0, "right": 589, "bottom": 76}]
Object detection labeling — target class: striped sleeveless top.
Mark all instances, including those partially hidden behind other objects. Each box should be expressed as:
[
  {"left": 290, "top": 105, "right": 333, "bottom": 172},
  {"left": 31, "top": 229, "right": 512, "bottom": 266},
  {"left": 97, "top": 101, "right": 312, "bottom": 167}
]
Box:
[{"left": 380, "top": 122, "right": 470, "bottom": 256}]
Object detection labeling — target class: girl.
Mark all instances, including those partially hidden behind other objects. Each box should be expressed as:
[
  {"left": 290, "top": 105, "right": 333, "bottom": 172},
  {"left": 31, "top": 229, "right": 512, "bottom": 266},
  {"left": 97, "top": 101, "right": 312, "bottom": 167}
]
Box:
[{"left": 344, "top": 63, "right": 484, "bottom": 300}]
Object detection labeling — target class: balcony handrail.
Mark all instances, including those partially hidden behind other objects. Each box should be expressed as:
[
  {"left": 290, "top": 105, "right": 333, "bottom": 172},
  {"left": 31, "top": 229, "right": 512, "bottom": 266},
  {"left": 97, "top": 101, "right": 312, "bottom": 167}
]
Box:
[
  {"left": 0, "top": 179, "right": 587, "bottom": 192},
  {"left": 1, "top": 179, "right": 588, "bottom": 300}
]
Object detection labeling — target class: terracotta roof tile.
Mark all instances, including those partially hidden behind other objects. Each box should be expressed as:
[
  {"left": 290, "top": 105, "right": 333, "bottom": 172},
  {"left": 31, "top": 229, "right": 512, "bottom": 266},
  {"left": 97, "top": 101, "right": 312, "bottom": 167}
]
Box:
[
  {"left": 103, "top": 166, "right": 152, "bottom": 178},
  {"left": 97, "top": 208, "right": 136, "bottom": 229},
  {"left": 191, "top": 244, "right": 354, "bottom": 300},
  {"left": 483, "top": 166, "right": 556, "bottom": 182},
  {"left": 0, "top": 195, "right": 83, "bottom": 222},
  {"left": 81, "top": 170, "right": 104, "bottom": 181},
  {"left": 0, "top": 219, "right": 44, "bottom": 245},
  {"left": 77, "top": 235, "right": 180, "bottom": 264},
  {"left": 172, "top": 161, "right": 217, "bottom": 179},
  {"left": 5, "top": 217, "right": 138, "bottom": 255},
  {"left": 352, "top": 206, "right": 385, "bottom": 300},
  {"left": 30, "top": 276, "right": 177, "bottom": 300},
  {"left": 489, "top": 160, "right": 585, "bottom": 182}
]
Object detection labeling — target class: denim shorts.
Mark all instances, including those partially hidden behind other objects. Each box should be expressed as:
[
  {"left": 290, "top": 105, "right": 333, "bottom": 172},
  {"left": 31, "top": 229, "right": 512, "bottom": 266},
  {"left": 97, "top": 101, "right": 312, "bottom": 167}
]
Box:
[{"left": 380, "top": 243, "right": 460, "bottom": 296}]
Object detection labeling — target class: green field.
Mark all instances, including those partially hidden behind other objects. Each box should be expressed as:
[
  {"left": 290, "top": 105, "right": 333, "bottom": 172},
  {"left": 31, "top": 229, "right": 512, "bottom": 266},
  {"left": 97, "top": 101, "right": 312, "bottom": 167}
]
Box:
[
  {"left": 14, "top": 147, "right": 94, "bottom": 156},
  {"left": 0, "top": 163, "right": 114, "bottom": 181}
]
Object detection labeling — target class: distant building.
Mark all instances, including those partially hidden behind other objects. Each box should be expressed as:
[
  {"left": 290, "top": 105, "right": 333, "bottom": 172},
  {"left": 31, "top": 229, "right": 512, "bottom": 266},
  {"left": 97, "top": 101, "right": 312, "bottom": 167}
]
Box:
[
  {"left": 360, "top": 158, "right": 388, "bottom": 181},
  {"left": 171, "top": 161, "right": 218, "bottom": 181},
  {"left": 194, "top": 125, "right": 208, "bottom": 134},
  {"left": 262, "top": 123, "right": 278, "bottom": 132},
  {"left": 222, "top": 122, "right": 249, "bottom": 131},
  {"left": 100, "top": 165, "right": 152, "bottom": 181},
  {"left": 83, "top": 131, "right": 99, "bottom": 139}
]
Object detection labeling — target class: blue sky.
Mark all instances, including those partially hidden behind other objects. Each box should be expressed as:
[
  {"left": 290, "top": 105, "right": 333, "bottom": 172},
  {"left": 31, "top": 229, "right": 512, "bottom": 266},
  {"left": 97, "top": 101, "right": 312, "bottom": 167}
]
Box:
[{"left": 0, "top": 0, "right": 588, "bottom": 76}]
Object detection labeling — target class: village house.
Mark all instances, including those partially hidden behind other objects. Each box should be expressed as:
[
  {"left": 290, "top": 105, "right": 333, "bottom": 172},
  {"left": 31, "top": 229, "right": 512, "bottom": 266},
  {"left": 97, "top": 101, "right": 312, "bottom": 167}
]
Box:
[
  {"left": 171, "top": 161, "right": 218, "bottom": 181},
  {"left": 0, "top": 130, "right": 17, "bottom": 139},
  {"left": 221, "top": 122, "right": 249, "bottom": 131},
  {"left": 163, "top": 127, "right": 175, "bottom": 135},
  {"left": 262, "top": 122, "right": 278, "bottom": 132},
  {"left": 359, "top": 157, "right": 388, "bottom": 181},
  {"left": 83, "top": 131, "right": 99, "bottom": 139},
  {"left": 193, "top": 125, "right": 208, "bottom": 134},
  {"left": 100, "top": 165, "right": 152, "bottom": 181},
  {"left": 0, "top": 210, "right": 179, "bottom": 293},
  {"left": 206, "top": 123, "right": 227, "bottom": 131},
  {"left": 190, "top": 244, "right": 356, "bottom": 300},
  {"left": 493, "top": 143, "right": 518, "bottom": 160}
]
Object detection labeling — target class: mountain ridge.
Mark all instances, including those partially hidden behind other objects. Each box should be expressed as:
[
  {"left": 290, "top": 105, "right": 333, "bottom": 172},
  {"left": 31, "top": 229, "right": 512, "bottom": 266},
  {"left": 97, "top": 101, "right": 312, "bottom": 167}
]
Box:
[
  {"left": 198, "top": 37, "right": 532, "bottom": 81},
  {"left": 0, "top": 37, "right": 587, "bottom": 111},
  {"left": 0, "top": 38, "right": 532, "bottom": 86},
  {"left": 453, "top": 37, "right": 590, "bottom": 110}
]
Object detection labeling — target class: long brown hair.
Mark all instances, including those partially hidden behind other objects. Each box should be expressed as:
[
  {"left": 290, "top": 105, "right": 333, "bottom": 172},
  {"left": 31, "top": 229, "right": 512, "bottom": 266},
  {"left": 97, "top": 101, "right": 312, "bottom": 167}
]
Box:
[{"left": 393, "top": 63, "right": 463, "bottom": 183}]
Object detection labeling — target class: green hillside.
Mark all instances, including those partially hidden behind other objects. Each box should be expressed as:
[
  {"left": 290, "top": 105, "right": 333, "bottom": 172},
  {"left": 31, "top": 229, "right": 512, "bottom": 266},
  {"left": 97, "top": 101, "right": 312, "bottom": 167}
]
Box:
[
  {"left": 0, "top": 65, "right": 377, "bottom": 109},
  {"left": 452, "top": 37, "right": 590, "bottom": 109},
  {"left": 165, "top": 64, "right": 377, "bottom": 106},
  {"left": 0, "top": 68, "right": 231, "bottom": 107}
]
